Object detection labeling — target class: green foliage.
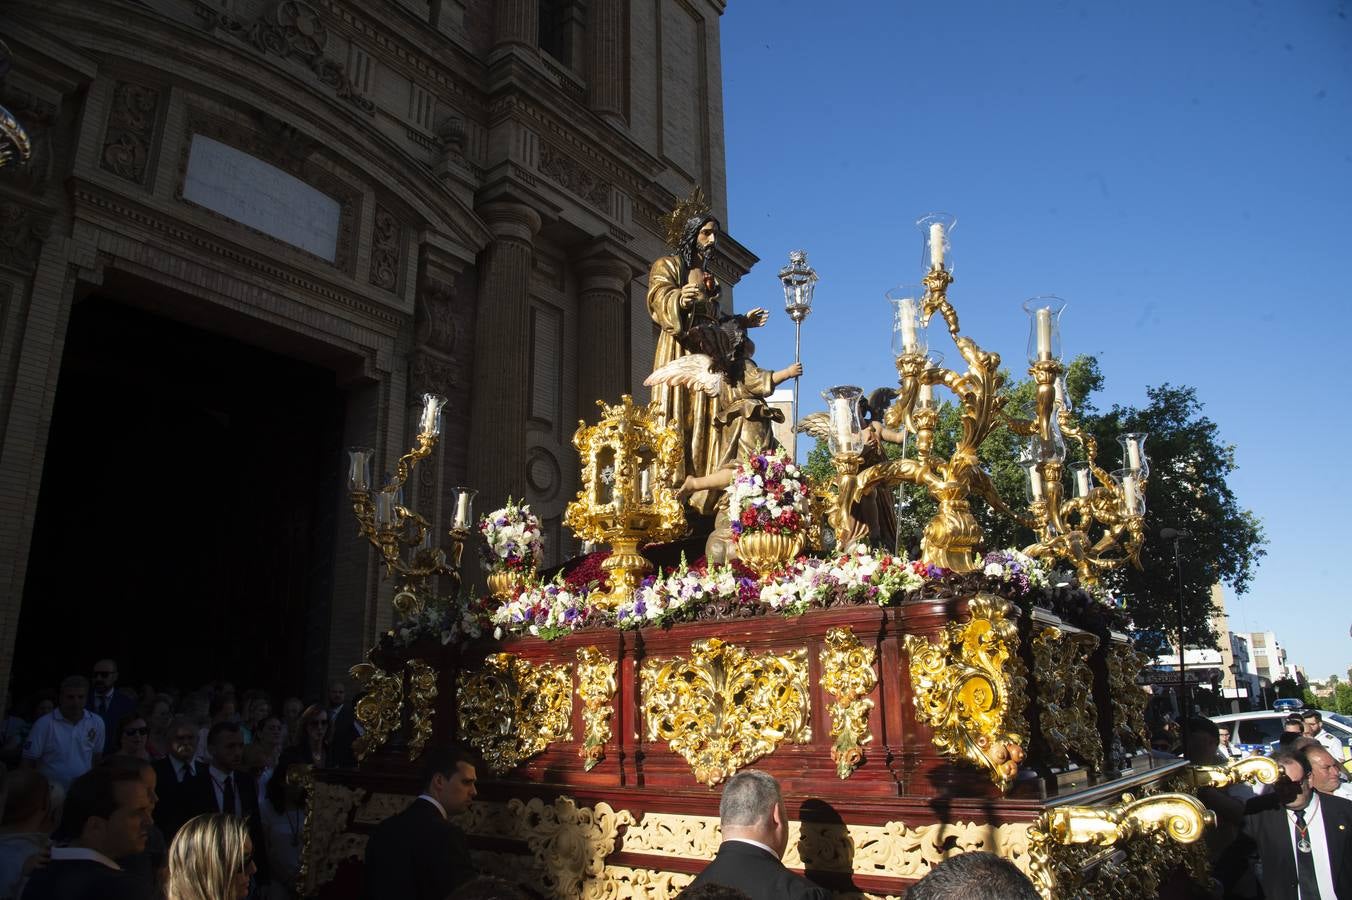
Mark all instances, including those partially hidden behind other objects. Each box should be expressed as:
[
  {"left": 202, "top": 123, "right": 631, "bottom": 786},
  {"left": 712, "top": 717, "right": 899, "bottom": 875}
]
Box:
[
  {"left": 796, "top": 355, "right": 1266, "bottom": 657},
  {"left": 1334, "top": 683, "right": 1352, "bottom": 716}
]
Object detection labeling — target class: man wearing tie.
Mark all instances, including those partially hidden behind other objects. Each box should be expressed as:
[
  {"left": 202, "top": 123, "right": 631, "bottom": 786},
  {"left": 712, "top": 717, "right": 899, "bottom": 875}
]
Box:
[
  {"left": 87, "top": 660, "right": 136, "bottom": 755},
  {"left": 1244, "top": 747, "right": 1352, "bottom": 899},
  {"left": 181, "top": 722, "right": 269, "bottom": 887},
  {"left": 151, "top": 716, "right": 202, "bottom": 840}
]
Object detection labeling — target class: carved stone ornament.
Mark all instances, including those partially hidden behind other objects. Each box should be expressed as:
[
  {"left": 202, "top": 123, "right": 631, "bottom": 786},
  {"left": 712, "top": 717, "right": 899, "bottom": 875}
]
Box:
[
  {"left": 409, "top": 351, "right": 457, "bottom": 401},
  {"left": 641, "top": 637, "right": 811, "bottom": 785},
  {"left": 369, "top": 205, "right": 400, "bottom": 291},
  {"left": 1030, "top": 625, "right": 1103, "bottom": 771},
  {"left": 538, "top": 142, "right": 611, "bottom": 213},
  {"left": 414, "top": 278, "right": 457, "bottom": 352},
  {"left": 0, "top": 202, "right": 50, "bottom": 272},
  {"left": 195, "top": 0, "right": 375, "bottom": 115},
  {"left": 349, "top": 658, "right": 439, "bottom": 762},
  {"left": 1027, "top": 791, "right": 1214, "bottom": 900},
  {"left": 902, "top": 593, "right": 1029, "bottom": 791},
  {"left": 1106, "top": 642, "right": 1150, "bottom": 753},
  {"left": 819, "top": 626, "right": 878, "bottom": 779},
  {"left": 102, "top": 82, "right": 160, "bottom": 184},
  {"left": 575, "top": 645, "right": 617, "bottom": 771},
  {"left": 456, "top": 652, "right": 573, "bottom": 773}
]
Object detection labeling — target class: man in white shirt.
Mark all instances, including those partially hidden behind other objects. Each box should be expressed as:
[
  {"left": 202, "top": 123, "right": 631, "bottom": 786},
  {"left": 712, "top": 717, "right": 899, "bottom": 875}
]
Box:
[
  {"left": 21, "top": 676, "right": 103, "bottom": 791},
  {"left": 1301, "top": 710, "right": 1346, "bottom": 762},
  {"left": 1243, "top": 747, "right": 1352, "bottom": 900},
  {"left": 1307, "top": 744, "right": 1352, "bottom": 801}
]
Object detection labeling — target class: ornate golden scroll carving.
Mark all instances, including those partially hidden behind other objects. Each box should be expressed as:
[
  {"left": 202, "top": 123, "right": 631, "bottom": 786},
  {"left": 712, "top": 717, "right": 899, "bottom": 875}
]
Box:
[
  {"left": 1105, "top": 642, "right": 1150, "bottom": 753},
  {"left": 1031, "top": 625, "right": 1103, "bottom": 771},
  {"left": 820, "top": 626, "right": 878, "bottom": 779},
  {"left": 457, "top": 652, "right": 573, "bottom": 773},
  {"left": 576, "top": 645, "right": 618, "bottom": 771}
]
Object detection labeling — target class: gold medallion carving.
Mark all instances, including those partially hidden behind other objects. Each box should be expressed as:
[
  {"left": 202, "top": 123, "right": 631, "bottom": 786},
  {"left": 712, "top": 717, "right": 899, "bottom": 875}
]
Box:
[
  {"left": 902, "top": 594, "right": 1028, "bottom": 791},
  {"left": 457, "top": 652, "right": 573, "bottom": 773},
  {"left": 576, "top": 645, "right": 618, "bottom": 771},
  {"left": 641, "top": 637, "right": 811, "bottom": 785},
  {"left": 350, "top": 662, "right": 404, "bottom": 762},
  {"left": 819, "top": 626, "right": 878, "bottom": 779},
  {"left": 1031, "top": 625, "right": 1103, "bottom": 771}
]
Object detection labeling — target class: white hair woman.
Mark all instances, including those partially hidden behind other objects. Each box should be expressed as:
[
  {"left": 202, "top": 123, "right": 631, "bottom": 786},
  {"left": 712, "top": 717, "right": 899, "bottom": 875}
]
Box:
[{"left": 166, "top": 813, "right": 255, "bottom": 900}]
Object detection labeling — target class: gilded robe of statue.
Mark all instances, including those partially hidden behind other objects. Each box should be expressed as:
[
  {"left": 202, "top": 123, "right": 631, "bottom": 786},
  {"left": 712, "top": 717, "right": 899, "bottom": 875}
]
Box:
[{"left": 646, "top": 254, "right": 723, "bottom": 516}]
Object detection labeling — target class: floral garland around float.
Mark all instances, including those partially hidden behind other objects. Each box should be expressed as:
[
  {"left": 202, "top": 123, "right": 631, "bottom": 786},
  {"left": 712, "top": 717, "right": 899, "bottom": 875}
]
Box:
[{"left": 728, "top": 446, "right": 809, "bottom": 539}]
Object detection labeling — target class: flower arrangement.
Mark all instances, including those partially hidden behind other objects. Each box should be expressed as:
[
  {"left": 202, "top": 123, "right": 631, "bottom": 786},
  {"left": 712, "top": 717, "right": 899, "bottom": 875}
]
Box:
[
  {"left": 981, "top": 549, "right": 1051, "bottom": 594},
  {"left": 489, "top": 578, "right": 595, "bottom": 640},
  {"left": 728, "top": 447, "right": 809, "bottom": 540},
  {"left": 479, "top": 498, "right": 544, "bottom": 572},
  {"left": 384, "top": 594, "right": 485, "bottom": 649}
]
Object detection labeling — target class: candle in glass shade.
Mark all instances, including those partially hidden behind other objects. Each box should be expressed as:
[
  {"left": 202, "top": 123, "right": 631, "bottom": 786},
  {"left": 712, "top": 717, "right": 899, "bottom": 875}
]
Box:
[
  {"left": 1053, "top": 377, "right": 1068, "bottom": 409},
  {"left": 583, "top": 540, "right": 596, "bottom": 554},
  {"left": 1036, "top": 308, "right": 1053, "bottom": 360},
  {"left": 1075, "top": 467, "right": 1092, "bottom": 497},
  {"left": 929, "top": 222, "right": 945, "bottom": 269},
  {"left": 831, "top": 397, "right": 855, "bottom": 450},
  {"left": 420, "top": 401, "right": 439, "bottom": 435},
  {"left": 454, "top": 493, "right": 471, "bottom": 529},
  {"left": 918, "top": 382, "right": 934, "bottom": 407},
  {"left": 639, "top": 469, "right": 651, "bottom": 502},
  {"left": 375, "top": 491, "right": 394, "bottom": 527},
  {"left": 1122, "top": 474, "right": 1139, "bottom": 512},
  {"left": 348, "top": 455, "right": 368, "bottom": 491},
  {"left": 1126, "top": 440, "right": 1142, "bottom": 471},
  {"left": 900, "top": 299, "right": 918, "bottom": 351},
  {"left": 1029, "top": 465, "right": 1045, "bottom": 501}
]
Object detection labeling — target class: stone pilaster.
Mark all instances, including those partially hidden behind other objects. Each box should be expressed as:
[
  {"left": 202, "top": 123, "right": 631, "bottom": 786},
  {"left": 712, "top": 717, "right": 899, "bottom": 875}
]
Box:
[
  {"left": 494, "top": 0, "right": 539, "bottom": 50},
  {"left": 468, "top": 201, "right": 541, "bottom": 512},
  {"left": 587, "top": 0, "right": 626, "bottom": 124},
  {"left": 576, "top": 255, "right": 632, "bottom": 419}
]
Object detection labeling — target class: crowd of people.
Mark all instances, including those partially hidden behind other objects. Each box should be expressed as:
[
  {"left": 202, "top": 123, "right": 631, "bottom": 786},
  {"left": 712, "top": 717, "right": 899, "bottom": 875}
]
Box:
[{"left": 0, "top": 658, "right": 358, "bottom": 899}]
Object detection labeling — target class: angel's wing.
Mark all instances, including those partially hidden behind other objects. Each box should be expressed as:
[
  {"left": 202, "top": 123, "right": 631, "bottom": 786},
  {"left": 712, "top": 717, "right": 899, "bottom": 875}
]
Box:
[
  {"left": 796, "top": 411, "right": 832, "bottom": 441},
  {"left": 643, "top": 354, "right": 724, "bottom": 397}
]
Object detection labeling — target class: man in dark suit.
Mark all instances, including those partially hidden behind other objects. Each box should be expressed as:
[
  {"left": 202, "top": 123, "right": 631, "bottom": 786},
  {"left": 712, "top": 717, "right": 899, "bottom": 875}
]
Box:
[
  {"left": 179, "top": 721, "right": 269, "bottom": 886},
  {"left": 1244, "top": 747, "right": 1352, "bottom": 900},
  {"left": 151, "top": 715, "right": 201, "bottom": 840},
  {"left": 88, "top": 659, "right": 137, "bottom": 755},
  {"left": 22, "top": 766, "right": 154, "bottom": 900},
  {"left": 363, "top": 745, "right": 478, "bottom": 900},
  {"left": 687, "top": 770, "right": 829, "bottom": 900}
]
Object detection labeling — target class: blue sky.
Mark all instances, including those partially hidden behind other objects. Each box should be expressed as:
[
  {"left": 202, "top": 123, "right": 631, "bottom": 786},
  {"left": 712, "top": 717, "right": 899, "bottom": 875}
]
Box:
[{"left": 718, "top": 1, "right": 1352, "bottom": 679}]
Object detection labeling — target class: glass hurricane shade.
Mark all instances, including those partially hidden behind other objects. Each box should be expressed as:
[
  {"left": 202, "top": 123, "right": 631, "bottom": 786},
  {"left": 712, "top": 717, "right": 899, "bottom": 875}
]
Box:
[
  {"left": 1117, "top": 432, "right": 1149, "bottom": 478},
  {"left": 347, "top": 447, "right": 375, "bottom": 492},
  {"left": 821, "top": 385, "right": 865, "bottom": 455},
  {"left": 1068, "top": 461, "right": 1093, "bottom": 498},
  {"left": 1022, "top": 297, "right": 1067, "bottom": 364},
  {"left": 886, "top": 286, "right": 927, "bottom": 357},
  {"left": 1112, "top": 468, "right": 1147, "bottom": 517},
  {"left": 1021, "top": 458, "right": 1047, "bottom": 503},
  {"left": 778, "top": 250, "right": 817, "bottom": 320},
  {"left": 916, "top": 212, "right": 956, "bottom": 273},
  {"left": 451, "top": 487, "right": 478, "bottom": 530},
  {"left": 418, "top": 393, "right": 448, "bottom": 437},
  {"left": 374, "top": 486, "right": 403, "bottom": 529}
]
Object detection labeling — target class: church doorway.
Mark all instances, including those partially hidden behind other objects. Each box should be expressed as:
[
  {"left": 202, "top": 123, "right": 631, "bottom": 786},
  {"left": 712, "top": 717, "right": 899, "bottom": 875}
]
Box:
[{"left": 14, "top": 288, "right": 349, "bottom": 708}]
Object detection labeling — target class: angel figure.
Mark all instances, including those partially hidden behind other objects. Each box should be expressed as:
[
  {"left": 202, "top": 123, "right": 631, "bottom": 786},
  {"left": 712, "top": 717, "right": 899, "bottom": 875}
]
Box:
[{"left": 643, "top": 319, "right": 801, "bottom": 563}]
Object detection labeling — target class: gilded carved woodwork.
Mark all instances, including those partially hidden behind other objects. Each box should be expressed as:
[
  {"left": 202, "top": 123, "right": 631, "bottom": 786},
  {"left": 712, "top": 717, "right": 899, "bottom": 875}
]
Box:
[
  {"left": 819, "top": 626, "right": 878, "bottom": 779},
  {"left": 576, "top": 646, "right": 618, "bottom": 771},
  {"left": 510, "top": 796, "right": 636, "bottom": 899},
  {"left": 457, "top": 652, "right": 573, "bottom": 773},
  {"left": 1105, "top": 642, "right": 1150, "bottom": 752},
  {"left": 296, "top": 777, "right": 367, "bottom": 896},
  {"left": 1030, "top": 625, "right": 1103, "bottom": 771},
  {"left": 641, "top": 637, "right": 811, "bottom": 785},
  {"left": 1186, "top": 754, "right": 1281, "bottom": 791},
  {"left": 903, "top": 594, "right": 1029, "bottom": 791},
  {"left": 1027, "top": 792, "right": 1214, "bottom": 900},
  {"left": 350, "top": 661, "right": 404, "bottom": 762},
  {"left": 406, "top": 659, "right": 438, "bottom": 759}
]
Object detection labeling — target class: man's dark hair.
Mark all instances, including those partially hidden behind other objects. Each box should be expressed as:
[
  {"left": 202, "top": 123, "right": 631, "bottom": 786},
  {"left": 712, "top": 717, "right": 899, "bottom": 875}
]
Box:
[
  {"left": 58, "top": 767, "right": 143, "bottom": 841},
  {"left": 1301, "top": 709, "right": 1322, "bottom": 723},
  {"left": 906, "top": 851, "right": 1040, "bottom": 900},
  {"left": 676, "top": 884, "right": 753, "bottom": 900},
  {"left": 207, "top": 720, "right": 242, "bottom": 746},
  {"left": 419, "top": 744, "right": 479, "bottom": 790},
  {"left": 676, "top": 214, "right": 720, "bottom": 271},
  {"left": 1271, "top": 747, "right": 1312, "bottom": 778},
  {"left": 1188, "top": 716, "right": 1219, "bottom": 741},
  {"left": 1283, "top": 713, "right": 1304, "bottom": 728},
  {"left": 1, "top": 769, "right": 50, "bottom": 826}
]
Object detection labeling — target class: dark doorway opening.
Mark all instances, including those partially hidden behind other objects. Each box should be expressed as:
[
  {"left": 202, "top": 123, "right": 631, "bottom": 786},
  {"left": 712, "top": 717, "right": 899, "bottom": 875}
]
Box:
[{"left": 14, "top": 294, "right": 347, "bottom": 707}]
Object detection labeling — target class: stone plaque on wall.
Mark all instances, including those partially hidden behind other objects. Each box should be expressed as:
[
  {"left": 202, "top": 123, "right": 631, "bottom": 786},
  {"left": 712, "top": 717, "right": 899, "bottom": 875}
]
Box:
[{"left": 181, "top": 134, "right": 341, "bottom": 261}]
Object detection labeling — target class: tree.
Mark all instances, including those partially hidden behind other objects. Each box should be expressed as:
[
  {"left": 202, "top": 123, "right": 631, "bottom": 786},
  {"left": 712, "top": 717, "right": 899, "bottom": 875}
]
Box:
[{"left": 800, "top": 357, "right": 1266, "bottom": 656}]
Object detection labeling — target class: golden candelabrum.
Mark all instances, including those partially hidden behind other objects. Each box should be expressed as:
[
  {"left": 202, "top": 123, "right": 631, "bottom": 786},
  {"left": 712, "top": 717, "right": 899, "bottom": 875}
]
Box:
[
  {"left": 821, "top": 215, "right": 1147, "bottom": 579},
  {"left": 347, "top": 392, "right": 477, "bottom": 615},
  {"left": 563, "top": 395, "right": 688, "bottom": 610}
]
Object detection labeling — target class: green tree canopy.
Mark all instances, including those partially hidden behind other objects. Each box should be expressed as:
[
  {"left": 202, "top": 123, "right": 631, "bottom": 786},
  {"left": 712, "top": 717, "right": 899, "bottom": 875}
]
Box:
[{"left": 801, "top": 355, "right": 1266, "bottom": 654}]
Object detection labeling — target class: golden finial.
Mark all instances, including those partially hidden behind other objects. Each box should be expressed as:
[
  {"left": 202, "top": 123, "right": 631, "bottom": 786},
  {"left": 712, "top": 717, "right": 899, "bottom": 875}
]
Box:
[{"left": 662, "top": 185, "right": 713, "bottom": 249}]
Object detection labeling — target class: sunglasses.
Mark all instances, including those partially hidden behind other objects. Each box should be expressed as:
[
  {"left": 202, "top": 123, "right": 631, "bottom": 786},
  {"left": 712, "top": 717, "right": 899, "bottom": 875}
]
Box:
[{"left": 124, "top": 727, "right": 149, "bottom": 736}]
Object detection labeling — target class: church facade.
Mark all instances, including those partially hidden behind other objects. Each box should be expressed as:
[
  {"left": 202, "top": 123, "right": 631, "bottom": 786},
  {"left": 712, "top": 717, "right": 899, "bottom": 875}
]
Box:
[{"left": 0, "top": 0, "right": 754, "bottom": 699}]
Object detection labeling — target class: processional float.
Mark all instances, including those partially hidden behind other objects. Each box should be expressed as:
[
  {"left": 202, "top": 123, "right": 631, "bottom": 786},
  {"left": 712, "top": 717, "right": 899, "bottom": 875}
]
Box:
[{"left": 296, "top": 200, "right": 1265, "bottom": 900}]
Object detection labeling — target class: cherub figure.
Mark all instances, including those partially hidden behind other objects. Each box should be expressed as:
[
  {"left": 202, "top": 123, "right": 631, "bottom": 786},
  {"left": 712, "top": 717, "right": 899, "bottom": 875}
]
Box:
[{"left": 644, "top": 319, "right": 801, "bottom": 561}]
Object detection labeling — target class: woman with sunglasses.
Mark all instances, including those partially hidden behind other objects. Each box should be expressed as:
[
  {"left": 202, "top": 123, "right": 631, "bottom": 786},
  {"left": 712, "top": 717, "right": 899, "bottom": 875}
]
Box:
[
  {"left": 116, "top": 714, "right": 152, "bottom": 760},
  {"left": 167, "top": 813, "right": 255, "bottom": 900}
]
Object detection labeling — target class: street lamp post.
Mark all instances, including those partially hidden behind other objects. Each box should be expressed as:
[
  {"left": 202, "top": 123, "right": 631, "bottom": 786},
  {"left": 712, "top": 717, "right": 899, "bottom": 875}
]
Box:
[
  {"left": 1228, "top": 662, "right": 1242, "bottom": 715},
  {"left": 1161, "top": 527, "right": 1193, "bottom": 741},
  {"left": 778, "top": 250, "right": 817, "bottom": 453}
]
